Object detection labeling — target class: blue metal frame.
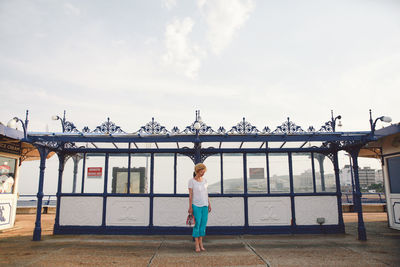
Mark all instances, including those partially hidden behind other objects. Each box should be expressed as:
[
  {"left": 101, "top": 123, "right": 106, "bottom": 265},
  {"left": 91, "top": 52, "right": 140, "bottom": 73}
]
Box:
[
  {"left": 32, "top": 145, "right": 51, "bottom": 241},
  {"left": 23, "top": 110, "right": 376, "bottom": 241}
]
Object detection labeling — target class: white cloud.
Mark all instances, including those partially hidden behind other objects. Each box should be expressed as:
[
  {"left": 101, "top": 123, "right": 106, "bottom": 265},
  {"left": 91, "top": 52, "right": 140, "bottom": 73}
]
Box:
[
  {"left": 162, "top": 17, "right": 205, "bottom": 79},
  {"left": 162, "top": 0, "right": 177, "bottom": 10},
  {"left": 64, "top": 2, "right": 81, "bottom": 16},
  {"left": 198, "top": 0, "right": 254, "bottom": 55}
]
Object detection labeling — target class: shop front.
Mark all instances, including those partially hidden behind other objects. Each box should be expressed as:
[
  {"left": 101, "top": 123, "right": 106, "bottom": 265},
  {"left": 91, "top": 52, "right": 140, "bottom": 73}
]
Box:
[
  {"left": 360, "top": 123, "right": 400, "bottom": 230},
  {"left": 0, "top": 124, "right": 22, "bottom": 231}
]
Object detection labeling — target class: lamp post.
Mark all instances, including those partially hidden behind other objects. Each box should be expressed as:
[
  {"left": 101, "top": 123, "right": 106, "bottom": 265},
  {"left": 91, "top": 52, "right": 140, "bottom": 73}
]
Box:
[
  {"left": 330, "top": 110, "right": 342, "bottom": 132},
  {"left": 193, "top": 110, "right": 202, "bottom": 164},
  {"left": 369, "top": 109, "right": 392, "bottom": 135},
  {"left": 52, "top": 110, "right": 66, "bottom": 132},
  {"left": 7, "top": 110, "right": 29, "bottom": 140}
]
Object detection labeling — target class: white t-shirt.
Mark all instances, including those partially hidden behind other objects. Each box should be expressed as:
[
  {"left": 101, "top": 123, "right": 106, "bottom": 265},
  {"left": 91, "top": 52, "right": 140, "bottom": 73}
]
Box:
[{"left": 188, "top": 178, "right": 209, "bottom": 207}]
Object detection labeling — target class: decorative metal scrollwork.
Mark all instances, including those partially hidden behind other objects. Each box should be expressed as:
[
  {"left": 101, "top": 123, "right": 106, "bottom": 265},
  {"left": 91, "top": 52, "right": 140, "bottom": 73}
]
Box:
[
  {"left": 92, "top": 118, "right": 125, "bottom": 134},
  {"left": 319, "top": 121, "right": 334, "bottom": 132},
  {"left": 64, "top": 142, "right": 77, "bottom": 149},
  {"left": 137, "top": 118, "right": 168, "bottom": 135},
  {"left": 182, "top": 121, "right": 215, "bottom": 134},
  {"left": 32, "top": 110, "right": 349, "bottom": 137},
  {"left": 171, "top": 126, "right": 180, "bottom": 134},
  {"left": 273, "top": 117, "right": 304, "bottom": 134},
  {"left": 34, "top": 141, "right": 62, "bottom": 150},
  {"left": 82, "top": 126, "right": 90, "bottom": 133},
  {"left": 217, "top": 126, "right": 226, "bottom": 134},
  {"left": 307, "top": 126, "right": 316, "bottom": 132},
  {"left": 63, "top": 121, "right": 80, "bottom": 133},
  {"left": 228, "top": 118, "right": 259, "bottom": 134},
  {"left": 262, "top": 126, "right": 271, "bottom": 134}
]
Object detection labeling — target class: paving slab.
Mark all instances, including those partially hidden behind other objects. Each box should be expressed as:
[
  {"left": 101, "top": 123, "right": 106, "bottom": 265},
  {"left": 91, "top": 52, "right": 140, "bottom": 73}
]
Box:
[{"left": 0, "top": 213, "right": 399, "bottom": 267}]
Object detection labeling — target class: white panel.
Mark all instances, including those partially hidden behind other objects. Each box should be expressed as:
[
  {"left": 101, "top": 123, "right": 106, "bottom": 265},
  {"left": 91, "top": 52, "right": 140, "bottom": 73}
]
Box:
[
  {"left": 153, "top": 197, "right": 187, "bottom": 226},
  {"left": 391, "top": 199, "right": 400, "bottom": 229},
  {"left": 0, "top": 195, "right": 15, "bottom": 230},
  {"left": 248, "top": 197, "right": 291, "bottom": 226},
  {"left": 60, "top": 197, "right": 103, "bottom": 226},
  {"left": 107, "top": 197, "right": 149, "bottom": 226},
  {"left": 208, "top": 197, "right": 244, "bottom": 226},
  {"left": 295, "top": 196, "right": 338, "bottom": 225}
]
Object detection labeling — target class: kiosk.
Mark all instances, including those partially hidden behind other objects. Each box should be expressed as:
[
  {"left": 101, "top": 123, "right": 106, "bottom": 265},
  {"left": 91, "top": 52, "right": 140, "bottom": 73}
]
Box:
[
  {"left": 360, "top": 123, "right": 400, "bottom": 230},
  {"left": 0, "top": 124, "right": 23, "bottom": 230}
]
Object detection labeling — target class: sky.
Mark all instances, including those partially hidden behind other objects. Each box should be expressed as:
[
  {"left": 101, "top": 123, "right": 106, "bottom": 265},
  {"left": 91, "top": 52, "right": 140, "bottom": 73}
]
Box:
[{"left": 0, "top": 0, "right": 398, "bottom": 194}]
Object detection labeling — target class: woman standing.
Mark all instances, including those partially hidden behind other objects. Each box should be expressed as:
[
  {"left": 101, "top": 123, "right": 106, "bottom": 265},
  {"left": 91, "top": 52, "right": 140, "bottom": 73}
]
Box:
[{"left": 188, "top": 163, "right": 211, "bottom": 252}]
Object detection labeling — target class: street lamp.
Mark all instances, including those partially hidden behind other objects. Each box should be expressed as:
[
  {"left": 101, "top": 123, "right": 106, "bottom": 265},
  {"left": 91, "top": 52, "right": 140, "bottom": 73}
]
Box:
[
  {"left": 330, "top": 110, "right": 342, "bottom": 132},
  {"left": 369, "top": 109, "right": 392, "bottom": 134},
  {"left": 193, "top": 110, "right": 202, "bottom": 131},
  {"left": 52, "top": 110, "right": 66, "bottom": 132},
  {"left": 7, "top": 110, "right": 29, "bottom": 140},
  {"left": 193, "top": 110, "right": 202, "bottom": 163}
]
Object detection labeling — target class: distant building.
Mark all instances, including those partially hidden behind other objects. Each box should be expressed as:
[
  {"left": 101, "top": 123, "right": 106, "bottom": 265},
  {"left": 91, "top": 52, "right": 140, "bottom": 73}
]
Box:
[
  {"left": 375, "top": 169, "right": 383, "bottom": 184},
  {"left": 340, "top": 165, "right": 353, "bottom": 186},
  {"left": 358, "top": 167, "right": 376, "bottom": 188},
  {"left": 340, "top": 165, "right": 383, "bottom": 188}
]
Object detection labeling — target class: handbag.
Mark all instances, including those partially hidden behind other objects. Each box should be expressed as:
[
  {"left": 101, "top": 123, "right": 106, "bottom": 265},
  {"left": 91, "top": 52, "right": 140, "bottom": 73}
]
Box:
[{"left": 186, "top": 214, "right": 195, "bottom": 227}]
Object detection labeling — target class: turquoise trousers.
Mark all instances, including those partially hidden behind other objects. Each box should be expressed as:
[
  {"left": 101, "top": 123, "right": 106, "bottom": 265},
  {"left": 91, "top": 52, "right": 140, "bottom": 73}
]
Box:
[{"left": 192, "top": 204, "right": 208, "bottom": 238}]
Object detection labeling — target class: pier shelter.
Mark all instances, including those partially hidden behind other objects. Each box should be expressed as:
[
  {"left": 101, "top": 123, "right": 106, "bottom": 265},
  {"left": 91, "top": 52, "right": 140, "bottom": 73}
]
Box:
[{"left": 17, "top": 110, "right": 387, "bottom": 241}]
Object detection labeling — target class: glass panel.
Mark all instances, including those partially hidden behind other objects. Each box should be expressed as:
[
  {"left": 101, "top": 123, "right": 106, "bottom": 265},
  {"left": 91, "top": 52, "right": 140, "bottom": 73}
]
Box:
[
  {"left": 131, "top": 154, "right": 150, "bottom": 194},
  {"left": 247, "top": 154, "right": 268, "bottom": 193},
  {"left": 314, "top": 153, "right": 336, "bottom": 192},
  {"left": 223, "top": 153, "right": 244, "bottom": 194},
  {"left": 292, "top": 153, "right": 313, "bottom": 193},
  {"left": 177, "top": 155, "right": 194, "bottom": 194},
  {"left": 0, "top": 156, "right": 17, "bottom": 194},
  {"left": 62, "top": 154, "right": 83, "bottom": 193},
  {"left": 388, "top": 156, "right": 400, "bottom": 194},
  {"left": 154, "top": 154, "right": 175, "bottom": 193},
  {"left": 107, "top": 154, "right": 129, "bottom": 193},
  {"left": 203, "top": 155, "right": 221, "bottom": 194},
  {"left": 269, "top": 153, "right": 290, "bottom": 193},
  {"left": 83, "top": 153, "right": 105, "bottom": 193}
]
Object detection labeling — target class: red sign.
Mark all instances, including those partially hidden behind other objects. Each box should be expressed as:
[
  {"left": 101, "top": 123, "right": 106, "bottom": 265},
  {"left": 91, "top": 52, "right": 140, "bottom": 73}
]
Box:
[{"left": 87, "top": 167, "right": 102, "bottom": 178}]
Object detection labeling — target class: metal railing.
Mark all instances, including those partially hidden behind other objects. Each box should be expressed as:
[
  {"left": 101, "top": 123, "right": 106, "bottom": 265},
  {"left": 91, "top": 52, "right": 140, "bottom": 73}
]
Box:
[
  {"left": 17, "top": 194, "right": 57, "bottom": 207},
  {"left": 342, "top": 193, "right": 386, "bottom": 204}
]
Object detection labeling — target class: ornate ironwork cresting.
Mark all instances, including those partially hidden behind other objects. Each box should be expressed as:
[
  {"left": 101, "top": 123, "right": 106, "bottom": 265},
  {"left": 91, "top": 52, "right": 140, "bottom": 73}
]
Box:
[
  {"left": 319, "top": 110, "right": 341, "bottom": 132},
  {"left": 87, "top": 117, "right": 125, "bottom": 134},
  {"left": 26, "top": 110, "right": 361, "bottom": 139},
  {"left": 228, "top": 117, "right": 259, "bottom": 134},
  {"left": 273, "top": 117, "right": 304, "bottom": 134},
  {"left": 137, "top": 117, "right": 168, "bottom": 135}
]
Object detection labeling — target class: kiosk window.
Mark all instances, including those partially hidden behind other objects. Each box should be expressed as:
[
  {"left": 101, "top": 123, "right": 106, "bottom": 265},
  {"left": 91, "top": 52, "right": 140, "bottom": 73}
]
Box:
[
  {"left": 388, "top": 156, "right": 400, "bottom": 194},
  {"left": 0, "top": 156, "right": 16, "bottom": 193}
]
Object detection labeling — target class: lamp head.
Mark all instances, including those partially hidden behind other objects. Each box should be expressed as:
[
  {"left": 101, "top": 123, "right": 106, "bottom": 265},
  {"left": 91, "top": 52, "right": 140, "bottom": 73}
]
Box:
[
  {"left": 52, "top": 115, "right": 60, "bottom": 120},
  {"left": 193, "top": 122, "right": 201, "bottom": 130},
  {"left": 380, "top": 116, "right": 392, "bottom": 123},
  {"left": 7, "top": 118, "right": 17, "bottom": 129},
  {"left": 337, "top": 120, "right": 342, "bottom": 127}
]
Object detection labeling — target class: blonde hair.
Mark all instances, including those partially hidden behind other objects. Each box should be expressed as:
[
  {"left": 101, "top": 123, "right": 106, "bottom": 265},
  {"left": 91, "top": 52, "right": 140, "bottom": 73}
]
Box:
[{"left": 194, "top": 163, "right": 207, "bottom": 174}]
